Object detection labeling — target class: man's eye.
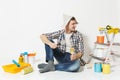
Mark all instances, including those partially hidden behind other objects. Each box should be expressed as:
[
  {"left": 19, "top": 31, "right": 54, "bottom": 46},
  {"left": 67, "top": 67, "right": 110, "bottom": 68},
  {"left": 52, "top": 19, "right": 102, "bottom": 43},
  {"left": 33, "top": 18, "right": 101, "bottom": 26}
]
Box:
[{"left": 73, "top": 23, "right": 76, "bottom": 25}]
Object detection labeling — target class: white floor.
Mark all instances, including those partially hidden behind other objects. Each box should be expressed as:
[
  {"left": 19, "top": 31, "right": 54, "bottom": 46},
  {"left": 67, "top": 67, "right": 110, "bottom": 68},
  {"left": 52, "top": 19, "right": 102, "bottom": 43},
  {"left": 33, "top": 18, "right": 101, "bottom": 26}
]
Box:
[{"left": 1, "top": 59, "right": 120, "bottom": 80}]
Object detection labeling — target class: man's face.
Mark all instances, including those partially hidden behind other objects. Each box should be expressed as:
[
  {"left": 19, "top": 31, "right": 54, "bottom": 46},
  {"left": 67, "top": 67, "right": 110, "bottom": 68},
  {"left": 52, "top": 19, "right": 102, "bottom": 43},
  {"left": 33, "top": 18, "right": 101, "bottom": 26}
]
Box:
[{"left": 68, "top": 20, "right": 77, "bottom": 32}]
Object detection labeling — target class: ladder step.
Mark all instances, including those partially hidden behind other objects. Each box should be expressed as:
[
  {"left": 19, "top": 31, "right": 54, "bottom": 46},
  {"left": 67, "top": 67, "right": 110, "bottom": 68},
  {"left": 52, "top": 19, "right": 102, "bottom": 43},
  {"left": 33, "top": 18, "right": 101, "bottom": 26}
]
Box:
[
  {"left": 111, "top": 53, "right": 120, "bottom": 57},
  {"left": 89, "top": 54, "right": 105, "bottom": 61},
  {"left": 94, "top": 42, "right": 120, "bottom": 46}
]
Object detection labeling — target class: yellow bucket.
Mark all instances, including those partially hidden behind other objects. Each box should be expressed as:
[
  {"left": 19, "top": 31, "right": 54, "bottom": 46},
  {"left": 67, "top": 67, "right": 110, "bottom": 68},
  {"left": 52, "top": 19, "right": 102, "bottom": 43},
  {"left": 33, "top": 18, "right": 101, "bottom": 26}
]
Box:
[{"left": 102, "top": 63, "right": 111, "bottom": 74}]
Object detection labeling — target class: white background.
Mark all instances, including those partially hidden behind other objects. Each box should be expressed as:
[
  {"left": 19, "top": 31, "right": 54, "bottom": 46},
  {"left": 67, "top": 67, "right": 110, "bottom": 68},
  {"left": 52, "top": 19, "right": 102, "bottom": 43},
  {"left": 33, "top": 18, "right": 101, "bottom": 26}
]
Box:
[{"left": 0, "top": 0, "right": 120, "bottom": 64}]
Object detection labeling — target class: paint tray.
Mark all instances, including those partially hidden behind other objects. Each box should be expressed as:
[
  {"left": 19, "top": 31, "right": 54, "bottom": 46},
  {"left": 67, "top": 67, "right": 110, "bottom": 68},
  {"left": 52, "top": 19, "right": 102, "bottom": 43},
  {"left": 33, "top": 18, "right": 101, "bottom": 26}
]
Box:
[{"left": 2, "top": 62, "right": 31, "bottom": 74}]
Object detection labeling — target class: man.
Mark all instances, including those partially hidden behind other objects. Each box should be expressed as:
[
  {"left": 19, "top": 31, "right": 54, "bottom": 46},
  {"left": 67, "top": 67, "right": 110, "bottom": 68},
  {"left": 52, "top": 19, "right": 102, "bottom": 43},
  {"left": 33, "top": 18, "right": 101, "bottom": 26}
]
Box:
[{"left": 38, "top": 15, "right": 84, "bottom": 73}]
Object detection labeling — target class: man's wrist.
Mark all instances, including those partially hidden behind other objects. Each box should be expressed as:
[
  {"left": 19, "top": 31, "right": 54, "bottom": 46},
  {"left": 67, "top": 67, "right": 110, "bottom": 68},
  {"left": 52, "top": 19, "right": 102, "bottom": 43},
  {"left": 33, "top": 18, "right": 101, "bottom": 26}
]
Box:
[{"left": 76, "top": 53, "right": 82, "bottom": 59}]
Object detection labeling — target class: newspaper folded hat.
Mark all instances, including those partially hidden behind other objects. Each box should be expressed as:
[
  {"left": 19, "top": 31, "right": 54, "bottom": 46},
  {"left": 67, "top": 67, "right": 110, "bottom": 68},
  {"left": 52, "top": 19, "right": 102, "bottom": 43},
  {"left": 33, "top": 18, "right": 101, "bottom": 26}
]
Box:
[{"left": 62, "top": 14, "right": 73, "bottom": 27}]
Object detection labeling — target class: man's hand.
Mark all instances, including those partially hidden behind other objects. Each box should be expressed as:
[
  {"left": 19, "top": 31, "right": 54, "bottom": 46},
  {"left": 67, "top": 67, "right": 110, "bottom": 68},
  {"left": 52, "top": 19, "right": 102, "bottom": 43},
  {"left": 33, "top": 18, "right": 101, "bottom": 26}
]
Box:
[
  {"left": 49, "top": 43, "right": 58, "bottom": 49},
  {"left": 70, "top": 54, "right": 77, "bottom": 61}
]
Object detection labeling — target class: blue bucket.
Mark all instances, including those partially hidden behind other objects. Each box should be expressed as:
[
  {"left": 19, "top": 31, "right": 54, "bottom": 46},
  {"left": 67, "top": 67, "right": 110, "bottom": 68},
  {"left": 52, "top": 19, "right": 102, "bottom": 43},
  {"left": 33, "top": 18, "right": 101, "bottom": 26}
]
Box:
[{"left": 94, "top": 62, "right": 102, "bottom": 72}]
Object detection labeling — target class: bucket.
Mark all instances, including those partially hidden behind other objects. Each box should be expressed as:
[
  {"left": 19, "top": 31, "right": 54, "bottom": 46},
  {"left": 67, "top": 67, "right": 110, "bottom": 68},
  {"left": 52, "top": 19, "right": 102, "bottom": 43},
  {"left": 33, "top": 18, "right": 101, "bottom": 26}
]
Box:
[
  {"left": 102, "top": 63, "right": 111, "bottom": 74},
  {"left": 97, "top": 36, "right": 104, "bottom": 44},
  {"left": 94, "top": 62, "right": 102, "bottom": 72}
]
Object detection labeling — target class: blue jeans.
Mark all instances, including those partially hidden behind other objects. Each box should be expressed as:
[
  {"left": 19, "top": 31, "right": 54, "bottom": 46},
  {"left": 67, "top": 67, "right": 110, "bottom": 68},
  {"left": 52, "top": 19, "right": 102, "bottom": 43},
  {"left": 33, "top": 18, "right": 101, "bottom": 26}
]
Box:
[{"left": 45, "top": 44, "right": 80, "bottom": 72}]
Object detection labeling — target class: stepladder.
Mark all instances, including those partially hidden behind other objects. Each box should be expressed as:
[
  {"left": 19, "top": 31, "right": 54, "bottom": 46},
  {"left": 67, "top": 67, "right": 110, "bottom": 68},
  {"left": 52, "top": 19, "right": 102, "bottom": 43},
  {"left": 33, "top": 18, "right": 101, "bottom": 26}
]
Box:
[{"left": 87, "top": 26, "right": 120, "bottom": 64}]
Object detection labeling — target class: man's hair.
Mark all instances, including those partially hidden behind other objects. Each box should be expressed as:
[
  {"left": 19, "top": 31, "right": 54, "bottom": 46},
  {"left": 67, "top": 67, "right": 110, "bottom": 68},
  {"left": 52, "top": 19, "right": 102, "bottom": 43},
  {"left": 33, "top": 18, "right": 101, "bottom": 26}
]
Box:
[
  {"left": 70, "top": 17, "right": 78, "bottom": 24},
  {"left": 65, "top": 17, "right": 78, "bottom": 33}
]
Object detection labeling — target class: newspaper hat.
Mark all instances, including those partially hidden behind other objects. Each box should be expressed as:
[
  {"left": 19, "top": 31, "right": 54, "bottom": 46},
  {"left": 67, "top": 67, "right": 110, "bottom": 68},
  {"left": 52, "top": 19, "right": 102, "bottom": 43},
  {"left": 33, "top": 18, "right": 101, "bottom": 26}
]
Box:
[{"left": 62, "top": 14, "right": 73, "bottom": 27}]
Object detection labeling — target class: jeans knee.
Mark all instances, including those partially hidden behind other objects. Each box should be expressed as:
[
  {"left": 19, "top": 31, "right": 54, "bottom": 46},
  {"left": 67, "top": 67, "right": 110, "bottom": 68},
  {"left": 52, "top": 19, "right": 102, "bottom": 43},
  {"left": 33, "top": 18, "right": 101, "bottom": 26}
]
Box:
[
  {"left": 67, "top": 61, "right": 80, "bottom": 72},
  {"left": 69, "top": 65, "right": 80, "bottom": 72}
]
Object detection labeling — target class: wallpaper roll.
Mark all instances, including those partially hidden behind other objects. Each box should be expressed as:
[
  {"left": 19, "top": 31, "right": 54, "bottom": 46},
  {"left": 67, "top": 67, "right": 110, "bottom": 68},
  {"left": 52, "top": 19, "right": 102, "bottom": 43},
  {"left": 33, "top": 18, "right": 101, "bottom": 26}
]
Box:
[{"left": 21, "top": 66, "right": 33, "bottom": 75}]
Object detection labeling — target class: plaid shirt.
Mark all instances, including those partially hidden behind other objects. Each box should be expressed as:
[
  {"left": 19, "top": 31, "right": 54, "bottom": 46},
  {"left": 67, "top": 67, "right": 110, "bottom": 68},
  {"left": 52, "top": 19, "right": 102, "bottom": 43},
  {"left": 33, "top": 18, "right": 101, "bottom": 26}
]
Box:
[{"left": 44, "top": 29, "right": 84, "bottom": 54}]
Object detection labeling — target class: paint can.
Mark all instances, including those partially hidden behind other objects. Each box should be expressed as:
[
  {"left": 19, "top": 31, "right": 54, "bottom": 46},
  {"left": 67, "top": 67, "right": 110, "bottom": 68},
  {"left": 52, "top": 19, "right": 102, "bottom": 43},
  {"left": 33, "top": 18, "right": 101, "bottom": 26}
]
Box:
[
  {"left": 94, "top": 62, "right": 102, "bottom": 72},
  {"left": 27, "top": 53, "right": 36, "bottom": 66},
  {"left": 21, "top": 66, "right": 33, "bottom": 75},
  {"left": 102, "top": 63, "right": 110, "bottom": 74}
]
